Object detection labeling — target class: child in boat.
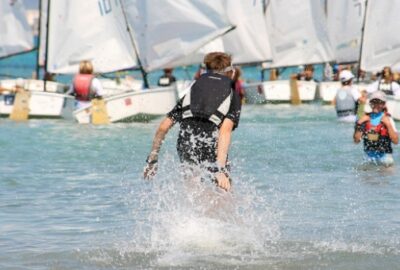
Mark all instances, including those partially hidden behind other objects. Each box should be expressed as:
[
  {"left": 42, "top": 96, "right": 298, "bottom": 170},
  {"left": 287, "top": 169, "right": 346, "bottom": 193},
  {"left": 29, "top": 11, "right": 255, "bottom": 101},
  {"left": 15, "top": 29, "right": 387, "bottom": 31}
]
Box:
[{"left": 66, "top": 60, "right": 104, "bottom": 109}]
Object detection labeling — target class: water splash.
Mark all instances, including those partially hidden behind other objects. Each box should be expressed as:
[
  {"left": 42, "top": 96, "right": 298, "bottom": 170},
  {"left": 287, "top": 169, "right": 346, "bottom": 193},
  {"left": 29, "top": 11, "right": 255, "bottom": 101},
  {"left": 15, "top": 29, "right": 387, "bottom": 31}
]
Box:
[{"left": 121, "top": 156, "right": 281, "bottom": 267}]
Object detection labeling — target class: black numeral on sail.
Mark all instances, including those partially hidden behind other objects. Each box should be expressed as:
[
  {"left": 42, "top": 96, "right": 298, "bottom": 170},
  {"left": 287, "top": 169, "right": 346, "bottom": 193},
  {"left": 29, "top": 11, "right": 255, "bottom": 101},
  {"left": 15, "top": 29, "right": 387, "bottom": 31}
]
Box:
[
  {"left": 98, "top": 0, "right": 112, "bottom": 16},
  {"left": 353, "top": 0, "right": 362, "bottom": 17}
]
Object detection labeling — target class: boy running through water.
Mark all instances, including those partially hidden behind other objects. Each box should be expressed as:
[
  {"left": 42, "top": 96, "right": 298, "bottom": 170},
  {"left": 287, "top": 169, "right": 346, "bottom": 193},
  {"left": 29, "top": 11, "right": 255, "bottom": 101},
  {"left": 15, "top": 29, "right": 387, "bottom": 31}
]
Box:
[{"left": 143, "top": 52, "right": 241, "bottom": 191}]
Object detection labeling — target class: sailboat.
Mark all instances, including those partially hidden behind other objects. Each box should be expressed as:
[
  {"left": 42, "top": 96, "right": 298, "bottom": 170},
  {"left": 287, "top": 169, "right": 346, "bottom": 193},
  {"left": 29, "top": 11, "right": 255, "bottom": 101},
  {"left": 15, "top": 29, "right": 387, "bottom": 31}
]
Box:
[
  {"left": 0, "top": 0, "right": 75, "bottom": 119},
  {"left": 245, "top": 0, "right": 334, "bottom": 104},
  {"left": 360, "top": 0, "right": 400, "bottom": 121},
  {"left": 319, "top": 0, "right": 367, "bottom": 103},
  {"left": 0, "top": 0, "right": 33, "bottom": 58},
  {"left": 169, "top": 0, "right": 273, "bottom": 101},
  {"left": 212, "top": 0, "right": 274, "bottom": 105},
  {"left": 46, "top": 0, "right": 233, "bottom": 124}
]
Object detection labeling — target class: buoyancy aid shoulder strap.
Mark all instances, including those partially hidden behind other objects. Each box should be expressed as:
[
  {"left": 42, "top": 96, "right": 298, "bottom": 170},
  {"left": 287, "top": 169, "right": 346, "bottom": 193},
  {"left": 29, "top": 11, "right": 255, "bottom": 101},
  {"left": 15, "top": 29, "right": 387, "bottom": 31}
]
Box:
[
  {"left": 209, "top": 91, "right": 232, "bottom": 126},
  {"left": 182, "top": 90, "right": 193, "bottom": 119},
  {"left": 364, "top": 112, "right": 390, "bottom": 135},
  {"left": 181, "top": 73, "right": 233, "bottom": 125}
]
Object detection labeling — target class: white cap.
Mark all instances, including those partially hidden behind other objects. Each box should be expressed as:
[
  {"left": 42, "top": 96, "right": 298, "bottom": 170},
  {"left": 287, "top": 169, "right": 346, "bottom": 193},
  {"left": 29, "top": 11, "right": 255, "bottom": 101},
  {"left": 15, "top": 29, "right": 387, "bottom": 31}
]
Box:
[
  {"left": 15, "top": 78, "right": 25, "bottom": 88},
  {"left": 339, "top": 70, "right": 354, "bottom": 82},
  {"left": 369, "top": 91, "right": 387, "bottom": 102}
]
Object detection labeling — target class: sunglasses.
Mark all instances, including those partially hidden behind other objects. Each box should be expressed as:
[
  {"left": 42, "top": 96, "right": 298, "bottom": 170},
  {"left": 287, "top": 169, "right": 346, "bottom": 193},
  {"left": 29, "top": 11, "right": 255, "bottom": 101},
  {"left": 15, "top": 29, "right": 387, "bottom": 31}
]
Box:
[{"left": 369, "top": 99, "right": 385, "bottom": 105}]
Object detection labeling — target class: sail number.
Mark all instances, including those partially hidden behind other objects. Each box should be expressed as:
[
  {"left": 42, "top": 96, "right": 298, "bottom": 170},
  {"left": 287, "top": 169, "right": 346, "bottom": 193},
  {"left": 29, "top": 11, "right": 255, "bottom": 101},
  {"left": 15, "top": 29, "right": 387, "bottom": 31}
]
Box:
[
  {"left": 98, "top": 0, "right": 112, "bottom": 16},
  {"left": 353, "top": 0, "right": 363, "bottom": 17}
]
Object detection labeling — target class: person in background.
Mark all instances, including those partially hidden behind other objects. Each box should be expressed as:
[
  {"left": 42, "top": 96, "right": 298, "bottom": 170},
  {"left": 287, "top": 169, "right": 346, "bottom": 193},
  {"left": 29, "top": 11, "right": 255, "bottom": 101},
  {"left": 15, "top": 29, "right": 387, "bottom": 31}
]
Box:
[
  {"left": 332, "top": 64, "right": 340, "bottom": 81},
  {"left": 370, "top": 71, "right": 379, "bottom": 82},
  {"left": 297, "top": 64, "right": 318, "bottom": 82},
  {"left": 393, "top": 71, "right": 400, "bottom": 85},
  {"left": 157, "top": 68, "right": 176, "bottom": 87},
  {"left": 334, "top": 70, "right": 366, "bottom": 123},
  {"left": 143, "top": 52, "right": 241, "bottom": 192},
  {"left": 353, "top": 91, "right": 398, "bottom": 166},
  {"left": 66, "top": 60, "right": 104, "bottom": 109},
  {"left": 367, "top": 66, "right": 400, "bottom": 96},
  {"left": 193, "top": 63, "right": 207, "bottom": 80},
  {"left": 357, "top": 68, "right": 368, "bottom": 83},
  {"left": 233, "top": 66, "right": 245, "bottom": 104},
  {"left": 324, "top": 62, "right": 333, "bottom": 81},
  {"left": 0, "top": 78, "right": 25, "bottom": 94},
  {"left": 269, "top": 68, "right": 280, "bottom": 80},
  {"left": 43, "top": 72, "right": 56, "bottom": 82}
]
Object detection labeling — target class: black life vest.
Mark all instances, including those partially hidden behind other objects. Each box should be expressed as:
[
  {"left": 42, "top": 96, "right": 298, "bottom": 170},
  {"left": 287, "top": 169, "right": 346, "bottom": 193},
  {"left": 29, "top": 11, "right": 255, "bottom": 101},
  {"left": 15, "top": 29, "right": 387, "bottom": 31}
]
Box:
[
  {"left": 181, "top": 72, "right": 233, "bottom": 126},
  {"left": 362, "top": 112, "right": 393, "bottom": 153},
  {"left": 378, "top": 80, "right": 394, "bottom": 95},
  {"left": 158, "top": 75, "right": 176, "bottom": 87}
]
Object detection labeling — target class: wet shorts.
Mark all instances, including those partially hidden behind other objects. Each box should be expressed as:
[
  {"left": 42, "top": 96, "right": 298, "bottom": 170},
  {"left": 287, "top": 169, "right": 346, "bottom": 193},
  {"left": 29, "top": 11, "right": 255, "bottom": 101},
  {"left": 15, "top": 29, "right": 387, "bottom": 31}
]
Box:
[{"left": 365, "top": 151, "right": 394, "bottom": 166}]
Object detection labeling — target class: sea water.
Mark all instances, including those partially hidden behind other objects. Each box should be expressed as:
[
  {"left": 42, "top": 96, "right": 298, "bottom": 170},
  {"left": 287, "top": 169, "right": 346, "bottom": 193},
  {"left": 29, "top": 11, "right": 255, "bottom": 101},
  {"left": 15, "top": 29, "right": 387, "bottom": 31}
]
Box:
[
  {"left": 0, "top": 48, "right": 325, "bottom": 85},
  {"left": 1, "top": 104, "right": 399, "bottom": 269}
]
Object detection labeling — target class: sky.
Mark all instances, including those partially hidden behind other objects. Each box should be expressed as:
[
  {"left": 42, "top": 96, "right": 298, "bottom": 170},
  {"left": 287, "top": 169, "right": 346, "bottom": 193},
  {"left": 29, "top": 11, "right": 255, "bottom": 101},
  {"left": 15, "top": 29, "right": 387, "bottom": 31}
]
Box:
[{"left": 23, "top": 0, "right": 39, "bottom": 9}]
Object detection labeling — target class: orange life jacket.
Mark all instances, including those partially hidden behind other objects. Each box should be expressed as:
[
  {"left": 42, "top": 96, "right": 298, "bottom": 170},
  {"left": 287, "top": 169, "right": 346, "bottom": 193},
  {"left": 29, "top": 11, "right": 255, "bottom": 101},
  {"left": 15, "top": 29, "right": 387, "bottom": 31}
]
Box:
[
  {"left": 73, "top": 74, "right": 94, "bottom": 101},
  {"left": 364, "top": 112, "right": 390, "bottom": 137}
]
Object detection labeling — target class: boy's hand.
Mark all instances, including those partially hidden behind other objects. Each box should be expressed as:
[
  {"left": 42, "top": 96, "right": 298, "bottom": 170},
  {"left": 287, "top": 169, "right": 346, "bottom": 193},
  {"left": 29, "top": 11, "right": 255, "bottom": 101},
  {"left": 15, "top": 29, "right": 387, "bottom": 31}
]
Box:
[
  {"left": 143, "top": 163, "right": 158, "bottom": 180},
  {"left": 215, "top": 172, "right": 231, "bottom": 191},
  {"left": 381, "top": 115, "right": 392, "bottom": 128}
]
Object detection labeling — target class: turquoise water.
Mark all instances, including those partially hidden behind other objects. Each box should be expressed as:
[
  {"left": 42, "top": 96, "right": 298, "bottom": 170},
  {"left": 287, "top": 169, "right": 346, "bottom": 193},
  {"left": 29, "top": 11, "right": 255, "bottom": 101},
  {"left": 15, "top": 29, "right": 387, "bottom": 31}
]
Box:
[{"left": 1, "top": 104, "right": 399, "bottom": 269}]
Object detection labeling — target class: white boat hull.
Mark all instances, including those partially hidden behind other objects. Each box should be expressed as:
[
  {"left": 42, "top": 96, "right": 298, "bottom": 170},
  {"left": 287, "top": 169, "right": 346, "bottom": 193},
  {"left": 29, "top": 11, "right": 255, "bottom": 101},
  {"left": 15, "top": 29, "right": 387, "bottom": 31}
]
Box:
[
  {"left": 0, "top": 79, "right": 68, "bottom": 93},
  {"left": 74, "top": 86, "right": 178, "bottom": 124},
  {"left": 319, "top": 82, "right": 370, "bottom": 103},
  {"left": 98, "top": 78, "right": 143, "bottom": 97},
  {"left": 243, "top": 82, "right": 266, "bottom": 104},
  {"left": 0, "top": 91, "right": 75, "bottom": 119},
  {"left": 244, "top": 80, "right": 317, "bottom": 103},
  {"left": 384, "top": 96, "right": 400, "bottom": 121},
  {"left": 319, "top": 81, "right": 341, "bottom": 103},
  {"left": 297, "top": 81, "right": 318, "bottom": 101}
]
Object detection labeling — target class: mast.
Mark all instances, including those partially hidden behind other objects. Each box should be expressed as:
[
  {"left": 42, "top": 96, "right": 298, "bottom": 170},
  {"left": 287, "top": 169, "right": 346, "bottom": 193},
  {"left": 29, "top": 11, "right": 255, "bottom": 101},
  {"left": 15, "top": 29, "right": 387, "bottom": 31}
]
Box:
[
  {"left": 118, "top": 0, "right": 149, "bottom": 89},
  {"left": 43, "top": 0, "right": 51, "bottom": 91},
  {"left": 35, "top": 0, "right": 42, "bottom": 79},
  {"left": 357, "top": 0, "right": 368, "bottom": 83}
]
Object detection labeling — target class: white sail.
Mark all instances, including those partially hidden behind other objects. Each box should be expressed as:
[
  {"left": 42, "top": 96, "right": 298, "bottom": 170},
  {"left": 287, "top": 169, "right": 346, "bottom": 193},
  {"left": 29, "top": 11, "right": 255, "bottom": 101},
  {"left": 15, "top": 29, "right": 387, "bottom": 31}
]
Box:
[
  {"left": 0, "top": 0, "right": 34, "bottom": 58},
  {"left": 361, "top": 0, "right": 400, "bottom": 72},
  {"left": 222, "top": 0, "right": 272, "bottom": 64},
  {"left": 326, "top": 0, "right": 365, "bottom": 63},
  {"left": 265, "top": 0, "right": 334, "bottom": 68},
  {"left": 122, "top": 0, "right": 234, "bottom": 72},
  {"left": 170, "top": 0, "right": 272, "bottom": 66},
  {"left": 47, "top": 0, "right": 138, "bottom": 74},
  {"left": 165, "top": 31, "right": 227, "bottom": 69}
]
